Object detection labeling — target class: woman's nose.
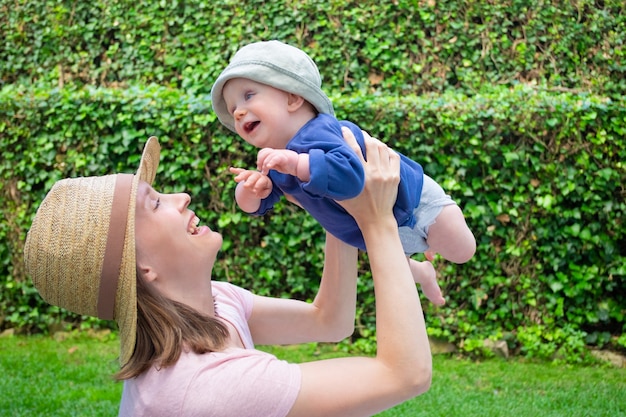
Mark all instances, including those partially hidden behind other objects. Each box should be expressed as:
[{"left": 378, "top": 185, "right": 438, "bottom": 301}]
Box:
[{"left": 176, "top": 193, "right": 191, "bottom": 211}]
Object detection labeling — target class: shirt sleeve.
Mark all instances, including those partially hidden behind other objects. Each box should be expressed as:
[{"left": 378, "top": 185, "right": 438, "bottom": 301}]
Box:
[
  {"left": 289, "top": 115, "right": 365, "bottom": 200},
  {"left": 182, "top": 349, "right": 302, "bottom": 417},
  {"left": 119, "top": 349, "right": 301, "bottom": 417},
  {"left": 254, "top": 181, "right": 284, "bottom": 216}
]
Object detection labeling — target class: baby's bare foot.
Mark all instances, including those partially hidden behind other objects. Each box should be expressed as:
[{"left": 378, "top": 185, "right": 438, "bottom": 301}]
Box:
[{"left": 409, "top": 259, "right": 445, "bottom": 306}]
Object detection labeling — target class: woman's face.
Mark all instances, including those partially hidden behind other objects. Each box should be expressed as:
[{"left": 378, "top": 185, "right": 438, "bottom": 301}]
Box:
[{"left": 134, "top": 181, "right": 222, "bottom": 288}]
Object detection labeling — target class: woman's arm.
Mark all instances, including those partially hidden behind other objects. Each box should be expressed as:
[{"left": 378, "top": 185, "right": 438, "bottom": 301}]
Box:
[
  {"left": 248, "top": 231, "right": 358, "bottom": 345},
  {"left": 287, "top": 128, "right": 432, "bottom": 417}
]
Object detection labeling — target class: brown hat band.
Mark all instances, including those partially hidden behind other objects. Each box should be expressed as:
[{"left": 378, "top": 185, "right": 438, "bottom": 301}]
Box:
[{"left": 97, "top": 173, "right": 133, "bottom": 320}]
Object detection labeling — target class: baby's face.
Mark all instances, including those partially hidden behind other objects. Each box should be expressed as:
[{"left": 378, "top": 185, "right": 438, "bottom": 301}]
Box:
[{"left": 222, "top": 78, "right": 295, "bottom": 149}]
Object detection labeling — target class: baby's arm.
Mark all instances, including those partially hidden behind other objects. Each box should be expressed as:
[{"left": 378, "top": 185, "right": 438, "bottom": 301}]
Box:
[
  {"left": 229, "top": 167, "right": 273, "bottom": 213},
  {"left": 257, "top": 148, "right": 310, "bottom": 182}
]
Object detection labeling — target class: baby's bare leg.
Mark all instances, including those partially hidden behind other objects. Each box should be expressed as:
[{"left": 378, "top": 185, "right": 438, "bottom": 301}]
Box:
[
  {"left": 426, "top": 205, "right": 475, "bottom": 264},
  {"left": 408, "top": 257, "right": 445, "bottom": 306}
]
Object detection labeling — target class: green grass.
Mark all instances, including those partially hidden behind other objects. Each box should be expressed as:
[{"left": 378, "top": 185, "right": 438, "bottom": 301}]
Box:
[
  {"left": 1, "top": 332, "right": 120, "bottom": 416},
  {"left": 1, "top": 333, "right": 624, "bottom": 417}
]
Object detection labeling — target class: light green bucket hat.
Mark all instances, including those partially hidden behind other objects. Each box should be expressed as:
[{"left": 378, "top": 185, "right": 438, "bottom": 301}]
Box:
[{"left": 211, "top": 40, "right": 335, "bottom": 132}]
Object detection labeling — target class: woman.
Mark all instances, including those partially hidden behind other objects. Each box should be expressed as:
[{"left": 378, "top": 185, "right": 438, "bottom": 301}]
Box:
[{"left": 24, "top": 128, "right": 432, "bottom": 417}]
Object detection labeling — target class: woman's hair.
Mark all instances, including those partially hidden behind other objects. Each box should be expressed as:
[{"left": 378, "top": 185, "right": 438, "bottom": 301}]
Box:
[{"left": 116, "top": 273, "right": 229, "bottom": 380}]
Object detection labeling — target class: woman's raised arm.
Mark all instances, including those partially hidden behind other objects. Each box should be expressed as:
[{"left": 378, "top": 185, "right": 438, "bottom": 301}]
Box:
[
  {"left": 248, "top": 232, "right": 358, "bottom": 345},
  {"left": 286, "top": 128, "right": 432, "bottom": 417}
]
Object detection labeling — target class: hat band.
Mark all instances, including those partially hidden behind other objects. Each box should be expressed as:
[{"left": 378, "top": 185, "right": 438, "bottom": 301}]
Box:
[{"left": 97, "top": 173, "right": 133, "bottom": 320}]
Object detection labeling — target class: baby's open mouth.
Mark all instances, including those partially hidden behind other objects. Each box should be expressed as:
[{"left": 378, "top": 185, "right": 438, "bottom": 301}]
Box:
[{"left": 244, "top": 121, "right": 259, "bottom": 133}]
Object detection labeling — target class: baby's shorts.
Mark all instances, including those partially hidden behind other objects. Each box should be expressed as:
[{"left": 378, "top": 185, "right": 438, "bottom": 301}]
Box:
[{"left": 398, "top": 174, "right": 456, "bottom": 256}]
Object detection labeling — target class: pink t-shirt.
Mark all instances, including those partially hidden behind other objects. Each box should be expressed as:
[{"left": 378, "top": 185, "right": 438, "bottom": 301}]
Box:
[{"left": 118, "top": 281, "right": 302, "bottom": 417}]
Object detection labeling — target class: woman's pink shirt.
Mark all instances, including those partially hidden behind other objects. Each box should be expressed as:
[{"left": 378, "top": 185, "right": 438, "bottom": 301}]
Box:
[{"left": 118, "top": 281, "right": 301, "bottom": 417}]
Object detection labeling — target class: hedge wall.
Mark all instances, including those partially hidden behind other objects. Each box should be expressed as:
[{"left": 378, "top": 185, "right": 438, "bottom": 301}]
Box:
[
  {"left": 1, "top": 83, "right": 624, "bottom": 361},
  {"left": 1, "top": 0, "right": 625, "bottom": 361},
  {"left": 1, "top": 0, "right": 625, "bottom": 98}
]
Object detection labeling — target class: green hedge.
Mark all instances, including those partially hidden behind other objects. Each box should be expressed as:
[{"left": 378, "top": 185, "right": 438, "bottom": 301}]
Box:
[
  {"left": 1, "top": 0, "right": 625, "bottom": 97},
  {"left": 1, "top": 83, "right": 624, "bottom": 361},
  {"left": 2, "top": 0, "right": 625, "bottom": 361}
]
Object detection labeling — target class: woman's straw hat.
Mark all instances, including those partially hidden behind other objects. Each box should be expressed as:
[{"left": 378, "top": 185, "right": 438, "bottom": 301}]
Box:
[{"left": 24, "top": 136, "right": 161, "bottom": 366}]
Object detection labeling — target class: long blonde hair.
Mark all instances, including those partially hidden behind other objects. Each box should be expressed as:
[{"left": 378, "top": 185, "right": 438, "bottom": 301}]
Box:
[{"left": 116, "top": 274, "right": 229, "bottom": 380}]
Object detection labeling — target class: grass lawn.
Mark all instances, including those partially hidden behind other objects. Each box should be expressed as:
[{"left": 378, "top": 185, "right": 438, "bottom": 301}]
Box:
[{"left": 1, "top": 333, "right": 624, "bottom": 417}]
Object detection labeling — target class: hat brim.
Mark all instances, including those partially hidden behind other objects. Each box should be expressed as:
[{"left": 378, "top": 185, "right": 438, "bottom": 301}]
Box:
[
  {"left": 137, "top": 136, "right": 161, "bottom": 184},
  {"left": 117, "top": 136, "right": 161, "bottom": 366}
]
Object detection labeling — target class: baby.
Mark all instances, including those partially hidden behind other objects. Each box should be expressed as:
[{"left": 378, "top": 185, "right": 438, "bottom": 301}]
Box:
[{"left": 211, "top": 40, "right": 476, "bottom": 305}]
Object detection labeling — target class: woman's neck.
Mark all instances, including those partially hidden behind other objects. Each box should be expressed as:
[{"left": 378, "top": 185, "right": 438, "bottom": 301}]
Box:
[{"left": 156, "top": 277, "right": 216, "bottom": 317}]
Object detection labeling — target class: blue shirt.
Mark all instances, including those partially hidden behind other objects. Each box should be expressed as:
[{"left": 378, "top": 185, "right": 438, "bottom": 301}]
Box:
[{"left": 254, "top": 113, "right": 424, "bottom": 251}]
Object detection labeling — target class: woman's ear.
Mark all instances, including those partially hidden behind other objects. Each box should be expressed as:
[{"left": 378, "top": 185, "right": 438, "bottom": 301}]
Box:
[{"left": 137, "top": 263, "right": 158, "bottom": 283}]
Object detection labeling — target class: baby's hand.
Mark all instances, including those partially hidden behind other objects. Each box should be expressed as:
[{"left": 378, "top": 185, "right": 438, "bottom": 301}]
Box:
[
  {"left": 257, "top": 148, "right": 299, "bottom": 176},
  {"left": 229, "top": 167, "right": 273, "bottom": 199}
]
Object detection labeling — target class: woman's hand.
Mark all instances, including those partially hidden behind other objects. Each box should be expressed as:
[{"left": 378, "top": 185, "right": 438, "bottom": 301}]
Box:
[{"left": 336, "top": 127, "right": 400, "bottom": 226}]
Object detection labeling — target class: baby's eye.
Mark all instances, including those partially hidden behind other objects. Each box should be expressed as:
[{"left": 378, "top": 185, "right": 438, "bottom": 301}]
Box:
[
  {"left": 244, "top": 92, "right": 253, "bottom": 100},
  {"left": 154, "top": 198, "right": 161, "bottom": 210}
]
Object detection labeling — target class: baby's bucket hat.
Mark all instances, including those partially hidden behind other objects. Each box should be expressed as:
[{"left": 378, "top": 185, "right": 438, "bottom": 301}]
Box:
[
  {"left": 211, "top": 40, "right": 334, "bottom": 132},
  {"left": 24, "top": 136, "right": 161, "bottom": 366}
]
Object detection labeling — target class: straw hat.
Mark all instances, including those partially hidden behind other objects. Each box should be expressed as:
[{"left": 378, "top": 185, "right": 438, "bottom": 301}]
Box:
[
  {"left": 211, "top": 40, "right": 335, "bottom": 133},
  {"left": 24, "top": 136, "right": 161, "bottom": 366}
]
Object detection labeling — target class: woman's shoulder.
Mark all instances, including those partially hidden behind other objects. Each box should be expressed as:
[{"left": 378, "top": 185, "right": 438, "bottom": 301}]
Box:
[
  {"left": 184, "top": 349, "right": 301, "bottom": 415},
  {"left": 120, "top": 349, "right": 301, "bottom": 417},
  {"left": 211, "top": 280, "right": 254, "bottom": 309},
  {"left": 211, "top": 280, "right": 255, "bottom": 348},
  {"left": 211, "top": 280, "right": 250, "bottom": 299}
]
